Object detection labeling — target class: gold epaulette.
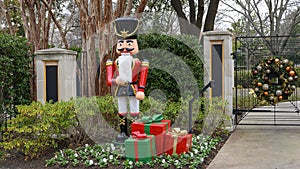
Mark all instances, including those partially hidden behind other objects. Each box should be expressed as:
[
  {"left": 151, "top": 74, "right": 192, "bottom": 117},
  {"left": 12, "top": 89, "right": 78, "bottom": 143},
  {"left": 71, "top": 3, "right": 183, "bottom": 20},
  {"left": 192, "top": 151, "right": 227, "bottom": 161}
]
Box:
[
  {"left": 141, "top": 60, "right": 149, "bottom": 67},
  {"left": 106, "top": 60, "right": 113, "bottom": 66}
]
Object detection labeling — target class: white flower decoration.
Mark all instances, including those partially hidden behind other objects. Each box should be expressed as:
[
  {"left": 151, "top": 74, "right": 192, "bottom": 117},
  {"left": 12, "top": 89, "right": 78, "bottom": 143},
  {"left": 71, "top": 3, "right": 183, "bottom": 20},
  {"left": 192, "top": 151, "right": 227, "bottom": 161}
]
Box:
[
  {"left": 162, "top": 159, "right": 165, "bottom": 163},
  {"left": 89, "top": 160, "right": 94, "bottom": 165},
  {"left": 109, "top": 155, "right": 114, "bottom": 160},
  {"left": 103, "top": 158, "right": 107, "bottom": 163},
  {"left": 111, "top": 144, "right": 116, "bottom": 151},
  {"left": 74, "top": 153, "right": 78, "bottom": 157},
  {"left": 129, "top": 161, "right": 133, "bottom": 165}
]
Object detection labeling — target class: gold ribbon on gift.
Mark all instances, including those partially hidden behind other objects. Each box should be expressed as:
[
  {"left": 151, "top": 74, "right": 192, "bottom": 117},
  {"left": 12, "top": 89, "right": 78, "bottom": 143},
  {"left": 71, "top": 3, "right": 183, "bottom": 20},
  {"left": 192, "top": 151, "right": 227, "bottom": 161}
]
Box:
[{"left": 171, "top": 128, "right": 188, "bottom": 155}]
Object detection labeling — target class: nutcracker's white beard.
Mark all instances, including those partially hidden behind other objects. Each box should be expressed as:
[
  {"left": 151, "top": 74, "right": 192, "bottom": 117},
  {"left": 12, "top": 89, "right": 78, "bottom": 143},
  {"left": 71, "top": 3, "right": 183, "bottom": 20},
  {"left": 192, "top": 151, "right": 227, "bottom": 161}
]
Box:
[{"left": 118, "top": 53, "right": 133, "bottom": 83}]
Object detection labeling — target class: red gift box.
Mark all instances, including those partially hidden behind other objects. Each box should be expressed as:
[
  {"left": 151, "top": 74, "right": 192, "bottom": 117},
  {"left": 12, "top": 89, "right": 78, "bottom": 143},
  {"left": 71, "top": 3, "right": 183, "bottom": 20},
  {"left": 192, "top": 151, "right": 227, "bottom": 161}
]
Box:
[
  {"left": 131, "top": 119, "right": 171, "bottom": 155},
  {"left": 164, "top": 128, "right": 192, "bottom": 156},
  {"left": 131, "top": 120, "right": 171, "bottom": 134}
]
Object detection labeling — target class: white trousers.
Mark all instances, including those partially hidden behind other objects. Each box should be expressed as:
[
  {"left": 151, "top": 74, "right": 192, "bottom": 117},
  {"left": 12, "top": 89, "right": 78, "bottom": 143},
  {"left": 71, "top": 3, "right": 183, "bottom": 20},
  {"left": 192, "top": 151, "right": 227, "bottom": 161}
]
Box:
[{"left": 118, "top": 96, "right": 139, "bottom": 115}]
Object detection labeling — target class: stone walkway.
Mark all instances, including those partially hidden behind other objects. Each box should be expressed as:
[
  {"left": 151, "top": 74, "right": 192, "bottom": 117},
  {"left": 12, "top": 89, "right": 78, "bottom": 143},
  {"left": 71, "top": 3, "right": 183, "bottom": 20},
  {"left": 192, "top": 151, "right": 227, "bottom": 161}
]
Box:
[{"left": 208, "top": 101, "right": 300, "bottom": 169}]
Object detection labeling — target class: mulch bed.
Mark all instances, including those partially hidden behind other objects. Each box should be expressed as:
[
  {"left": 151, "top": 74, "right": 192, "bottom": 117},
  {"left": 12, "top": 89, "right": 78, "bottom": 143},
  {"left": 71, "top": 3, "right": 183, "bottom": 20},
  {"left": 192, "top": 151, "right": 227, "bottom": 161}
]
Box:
[{"left": 0, "top": 132, "right": 230, "bottom": 169}]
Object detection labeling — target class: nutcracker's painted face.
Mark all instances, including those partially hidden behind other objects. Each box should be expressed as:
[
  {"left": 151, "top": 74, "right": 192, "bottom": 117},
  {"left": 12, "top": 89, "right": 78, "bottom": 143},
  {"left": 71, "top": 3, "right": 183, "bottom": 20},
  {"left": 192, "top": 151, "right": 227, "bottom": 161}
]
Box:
[{"left": 116, "top": 39, "right": 139, "bottom": 55}]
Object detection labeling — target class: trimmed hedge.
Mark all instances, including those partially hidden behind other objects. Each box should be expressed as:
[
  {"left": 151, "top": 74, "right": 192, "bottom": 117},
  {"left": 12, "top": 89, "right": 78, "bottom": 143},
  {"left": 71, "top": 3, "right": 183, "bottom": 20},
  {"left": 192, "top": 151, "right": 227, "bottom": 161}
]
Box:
[
  {"left": 0, "top": 34, "right": 32, "bottom": 117},
  {"left": 137, "top": 34, "right": 204, "bottom": 101}
]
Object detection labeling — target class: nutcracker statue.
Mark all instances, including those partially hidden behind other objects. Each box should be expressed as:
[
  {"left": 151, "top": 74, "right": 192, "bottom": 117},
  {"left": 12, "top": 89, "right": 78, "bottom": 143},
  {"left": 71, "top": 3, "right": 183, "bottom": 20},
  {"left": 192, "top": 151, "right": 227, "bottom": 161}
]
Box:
[{"left": 106, "top": 17, "right": 149, "bottom": 143}]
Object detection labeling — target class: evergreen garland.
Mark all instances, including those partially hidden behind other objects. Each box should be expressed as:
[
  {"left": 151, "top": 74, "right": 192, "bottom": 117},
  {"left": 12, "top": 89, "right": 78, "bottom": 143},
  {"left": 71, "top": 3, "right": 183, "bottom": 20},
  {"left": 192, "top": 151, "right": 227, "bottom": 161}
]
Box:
[{"left": 250, "top": 57, "right": 298, "bottom": 104}]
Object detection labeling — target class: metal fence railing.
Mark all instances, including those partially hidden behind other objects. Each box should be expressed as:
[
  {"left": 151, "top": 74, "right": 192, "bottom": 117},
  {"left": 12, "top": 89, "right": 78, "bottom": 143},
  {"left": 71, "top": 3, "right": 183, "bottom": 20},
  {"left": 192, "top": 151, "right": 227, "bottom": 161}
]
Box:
[{"left": 234, "top": 35, "right": 300, "bottom": 125}]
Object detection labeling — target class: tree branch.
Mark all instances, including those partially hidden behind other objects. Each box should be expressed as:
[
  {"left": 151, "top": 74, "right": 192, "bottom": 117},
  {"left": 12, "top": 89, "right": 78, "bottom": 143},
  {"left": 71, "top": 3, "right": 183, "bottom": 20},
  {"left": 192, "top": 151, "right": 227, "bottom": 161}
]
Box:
[
  {"left": 124, "top": 0, "right": 133, "bottom": 16},
  {"left": 171, "top": 0, "right": 188, "bottom": 21},
  {"left": 41, "top": 0, "right": 69, "bottom": 49},
  {"left": 135, "top": 0, "right": 147, "bottom": 19},
  {"left": 203, "top": 0, "right": 220, "bottom": 31},
  {"left": 196, "top": 0, "right": 204, "bottom": 30},
  {"left": 189, "top": 0, "right": 196, "bottom": 24}
]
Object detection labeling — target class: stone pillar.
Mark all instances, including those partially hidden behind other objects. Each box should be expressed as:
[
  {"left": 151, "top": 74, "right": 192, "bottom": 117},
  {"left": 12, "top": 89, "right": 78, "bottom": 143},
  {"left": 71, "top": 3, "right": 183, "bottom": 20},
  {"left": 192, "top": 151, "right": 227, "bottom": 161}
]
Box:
[
  {"left": 203, "top": 31, "right": 234, "bottom": 130},
  {"left": 35, "top": 48, "right": 77, "bottom": 103}
]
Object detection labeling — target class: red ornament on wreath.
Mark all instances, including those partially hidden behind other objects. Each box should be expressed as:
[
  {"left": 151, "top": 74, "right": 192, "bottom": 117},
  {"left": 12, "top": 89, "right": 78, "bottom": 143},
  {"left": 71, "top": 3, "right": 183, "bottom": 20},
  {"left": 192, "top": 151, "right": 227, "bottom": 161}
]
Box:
[
  {"left": 264, "top": 76, "right": 269, "bottom": 81},
  {"left": 253, "top": 70, "right": 258, "bottom": 75}
]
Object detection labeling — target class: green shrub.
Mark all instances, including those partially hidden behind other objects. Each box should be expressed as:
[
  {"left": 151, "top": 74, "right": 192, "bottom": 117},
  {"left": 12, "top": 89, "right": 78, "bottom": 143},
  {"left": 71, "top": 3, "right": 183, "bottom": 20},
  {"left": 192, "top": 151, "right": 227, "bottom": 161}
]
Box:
[
  {"left": 140, "top": 95, "right": 229, "bottom": 134},
  {"left": 137, "top": 34, "right": 204, "bottom": 101},
  {"left": 0, "top": 34, "right": 32, "bottom": 116},
  {"left": 0, "top": 95, "right": 229, "bottom": 159},
  {"left": 0, "top": 101, "right": 76, "bottom": 159},
  {"left": 201, "top": 97, "right": 230, "bottom": 135}
]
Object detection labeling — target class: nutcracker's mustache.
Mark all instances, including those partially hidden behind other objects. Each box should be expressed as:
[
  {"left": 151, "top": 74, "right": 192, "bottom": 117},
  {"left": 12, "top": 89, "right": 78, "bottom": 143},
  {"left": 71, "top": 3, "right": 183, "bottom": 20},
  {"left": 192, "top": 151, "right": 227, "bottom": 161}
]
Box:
[{"left": 118, "top": 48, "right": 135, "bottom": 52}]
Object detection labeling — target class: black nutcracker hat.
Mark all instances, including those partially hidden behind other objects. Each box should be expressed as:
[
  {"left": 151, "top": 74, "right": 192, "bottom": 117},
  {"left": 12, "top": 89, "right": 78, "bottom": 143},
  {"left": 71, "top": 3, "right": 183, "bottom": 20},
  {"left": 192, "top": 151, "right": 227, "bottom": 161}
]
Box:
[{"left": 114, "top": 17, "right": 139, "bottom": 39}]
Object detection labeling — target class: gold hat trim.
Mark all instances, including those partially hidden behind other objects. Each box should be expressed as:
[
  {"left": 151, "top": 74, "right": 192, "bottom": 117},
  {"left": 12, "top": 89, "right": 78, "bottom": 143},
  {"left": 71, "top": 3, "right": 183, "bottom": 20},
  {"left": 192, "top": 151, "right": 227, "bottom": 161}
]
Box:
[{"left": 114, "top": 20, "right": 140, "bottom": 39}]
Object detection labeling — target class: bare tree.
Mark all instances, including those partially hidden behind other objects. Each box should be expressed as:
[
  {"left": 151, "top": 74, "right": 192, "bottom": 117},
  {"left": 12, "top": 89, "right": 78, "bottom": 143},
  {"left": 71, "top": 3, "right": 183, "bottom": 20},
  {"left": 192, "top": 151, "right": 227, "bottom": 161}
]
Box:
[
  {"left": 221, "top": 0, "right": 300, "bottom": 54},
  {"left": 171, "top": 0, "right": 220, "bottom": 36},
  {"left": 75, "top": 0, "right": 148, "bottom": 96},
  {"left": 19, "top": 0, "right": 73, "bottom": 51},
  {"left": 40, "top": 0, "right": 70, "bottom": 49},
  {"left": 138, "top": 0, "right": 180, "bottom": 35}
]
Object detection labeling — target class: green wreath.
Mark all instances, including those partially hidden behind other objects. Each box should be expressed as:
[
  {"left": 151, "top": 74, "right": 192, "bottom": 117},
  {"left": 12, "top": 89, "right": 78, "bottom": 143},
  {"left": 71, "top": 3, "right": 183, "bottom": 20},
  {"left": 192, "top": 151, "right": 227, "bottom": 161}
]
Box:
[{"left": 250, "top": 57, "right": 298, "bottom": 104}]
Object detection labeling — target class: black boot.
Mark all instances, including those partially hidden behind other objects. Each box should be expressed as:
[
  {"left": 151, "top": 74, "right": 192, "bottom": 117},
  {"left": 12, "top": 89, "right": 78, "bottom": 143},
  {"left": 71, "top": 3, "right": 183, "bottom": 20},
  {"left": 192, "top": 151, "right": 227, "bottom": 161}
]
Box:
[
  {"left": 130, "top": 112, "right": 140, "bottom": 122},
  {"left": 115, "top": 115, "right": 129, "bottom": 143}
]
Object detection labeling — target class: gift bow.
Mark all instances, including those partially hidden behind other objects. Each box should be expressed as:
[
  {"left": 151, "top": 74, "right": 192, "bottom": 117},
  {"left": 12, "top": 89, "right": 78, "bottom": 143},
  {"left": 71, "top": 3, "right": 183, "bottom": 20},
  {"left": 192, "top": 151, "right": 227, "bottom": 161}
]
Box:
[
  {"left": 137, "top": 114, "right": 163, "bottom": 123},
  {"left": 171, "top": 128, "right": 188, "bottom": 137},
  {"left": 132, "top": 131, "right": 147, "bottom": 139}
]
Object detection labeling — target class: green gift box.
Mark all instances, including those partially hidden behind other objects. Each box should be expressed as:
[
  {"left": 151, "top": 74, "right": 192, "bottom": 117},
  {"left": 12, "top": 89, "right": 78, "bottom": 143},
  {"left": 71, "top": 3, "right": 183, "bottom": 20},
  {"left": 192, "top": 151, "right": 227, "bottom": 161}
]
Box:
[{"left": 125, "top": 134, "right": 156, "bottom": 162}]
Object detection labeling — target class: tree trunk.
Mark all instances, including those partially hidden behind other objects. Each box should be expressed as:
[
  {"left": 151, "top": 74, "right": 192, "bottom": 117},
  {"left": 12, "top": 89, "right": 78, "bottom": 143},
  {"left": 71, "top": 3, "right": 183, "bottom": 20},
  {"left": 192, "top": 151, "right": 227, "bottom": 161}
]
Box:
[
  {"left": 25, "top": 0, "right": 40, "bottom": 51},
  {"left": 171, "top": 0, "right": 189, "bottom": 34},
  {"left": 196, "top": 0, "right": 204, "bottom": 30},
  {"left": 203, "top": 0, "right": 220, "bottom": 32},
  {"left": 135, "top": 0, "right": 147, "bottom": 19},
  {"left": 20, "top": 1, "right": 30, "bottom": 43},
  {"left": 87, "top": 16, "right": 96, "bottom": 97},
  {"left": 0, "top": 1, "right": 15, "bottom": 35}
]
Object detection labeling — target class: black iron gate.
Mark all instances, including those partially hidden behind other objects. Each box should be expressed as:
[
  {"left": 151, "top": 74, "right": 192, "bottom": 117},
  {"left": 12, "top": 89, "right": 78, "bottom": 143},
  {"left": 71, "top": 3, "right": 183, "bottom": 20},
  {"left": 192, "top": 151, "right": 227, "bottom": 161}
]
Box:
[{"left": 233, "top": 35, "right": 300, "bottom": 125}]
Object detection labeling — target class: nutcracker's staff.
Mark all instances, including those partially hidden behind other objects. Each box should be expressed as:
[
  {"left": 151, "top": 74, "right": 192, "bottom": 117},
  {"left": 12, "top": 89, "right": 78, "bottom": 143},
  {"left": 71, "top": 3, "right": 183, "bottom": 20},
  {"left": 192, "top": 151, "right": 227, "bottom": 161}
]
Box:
[{"left": 106, "top": 17, "right": 149, "bottom": 143}]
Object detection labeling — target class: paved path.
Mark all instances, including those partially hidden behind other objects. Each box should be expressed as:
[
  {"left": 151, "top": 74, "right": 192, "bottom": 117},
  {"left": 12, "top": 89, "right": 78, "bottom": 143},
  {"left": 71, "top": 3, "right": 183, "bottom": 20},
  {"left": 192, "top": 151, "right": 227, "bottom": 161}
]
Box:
[{"left": 208, "top": 101, "right": 300, "bottom": 169}]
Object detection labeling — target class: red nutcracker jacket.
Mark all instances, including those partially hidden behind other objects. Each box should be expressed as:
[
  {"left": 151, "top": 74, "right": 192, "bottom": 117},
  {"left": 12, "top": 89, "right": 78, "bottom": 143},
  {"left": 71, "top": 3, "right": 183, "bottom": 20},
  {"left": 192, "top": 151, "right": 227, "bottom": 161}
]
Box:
[{"left": 106, "top": 57, "right": 149, "bottom": 93}]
